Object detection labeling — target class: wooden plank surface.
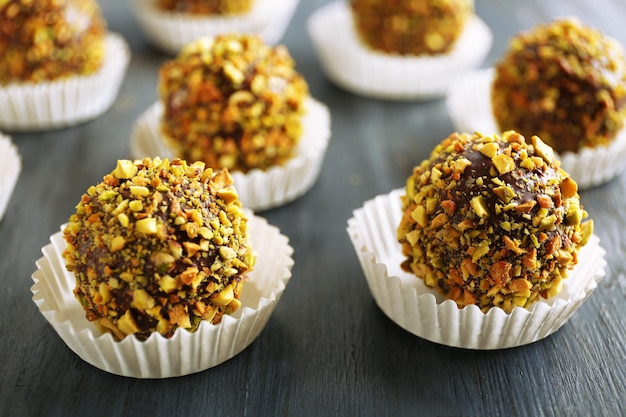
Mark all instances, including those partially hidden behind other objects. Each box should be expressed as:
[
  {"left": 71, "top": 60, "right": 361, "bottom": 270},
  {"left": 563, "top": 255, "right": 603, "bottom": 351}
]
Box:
[{"left": 0, "top": 0, "right": 624, "bottom": 416}]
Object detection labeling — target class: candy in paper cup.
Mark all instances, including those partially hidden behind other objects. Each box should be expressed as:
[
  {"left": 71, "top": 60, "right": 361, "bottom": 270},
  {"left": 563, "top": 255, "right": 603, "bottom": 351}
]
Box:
[
  {"left": 0, "top": 33, "right": 130, "bottom": 131},
  {"left": 446, "top": 68, "right": 626, "bottom": 189},
  {"left": 31, "top": 215, "right": 293, "bottom": 378},
  {"left": 130, "top": 97, "right": 331, "bottom": 211},
  {"left": 130, "top": 0, "right": 300, "bottom": 54},
  {"left": 0, "top": 133, "right": 21, "bottom": 221},
  {"left": 347, "top": 189, "right": 606, "bottom": 350},
  {"left": 307, "top": 1, "right": 492, "bottom": 100}
]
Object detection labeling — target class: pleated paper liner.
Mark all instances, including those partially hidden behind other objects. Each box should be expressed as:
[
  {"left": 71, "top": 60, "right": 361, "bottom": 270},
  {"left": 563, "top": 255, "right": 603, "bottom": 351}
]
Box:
[
  {"left": 0, "top": 33, "right": 130, "bottom": 131},
  {"left": 446, "top": 68, "right": 626, "bottom": 189},
  {"left": 130, "top": 0, "right": 300, "bottom": 54},
  {"left": 307, "top": 1, "right": 492, "bottom": 100},
  {"left": 130, "top": 97, "right": 331, "bottom": 211},
  {"left": 31, "top": 215, "right": 293, "bottom": 378},
  {"left": 347, "top": 189, "right": 606, "bottom": 350},
  {"left": 0, "top": 133, "right": 22, "bottom": 221}
]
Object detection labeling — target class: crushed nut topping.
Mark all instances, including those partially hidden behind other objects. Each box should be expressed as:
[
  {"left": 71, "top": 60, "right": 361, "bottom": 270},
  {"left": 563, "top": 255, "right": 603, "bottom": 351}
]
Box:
[
  {"left": 157, "top": 0, "right": 253, "bottom": 15},
  {"left": 0, "top": 0, "right": 106, "bottom": 85},
  {"left": 158, "top": 34, "right": 309, "bottom": 173},
  {"left": 492, "top": 18, "right": 626, "bottom": 153},
  {"left": 397, "top": 131, "right": 593, "bottom": 313},
  {"left": 350, "top": 0, "right": 473, "bottom": 56},
  {"left": 63, "top": 157, "right": 256, "bottom": 341}
]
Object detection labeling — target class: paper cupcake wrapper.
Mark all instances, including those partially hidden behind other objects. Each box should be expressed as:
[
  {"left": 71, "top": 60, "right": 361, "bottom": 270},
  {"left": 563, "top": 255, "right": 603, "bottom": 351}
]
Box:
[
  {"left": 0, "top": 133, "right": 22, "bottom": 221},
  {"left": 307, "top": 1, "right": 492, "bottom": 100},
  {"left": 31, "top": 215, "right": 294, "bottom": 378},
  {"left": 446, "top": 68, "right": 626, "bottom": 189},
  {"left": 130, "top": 0, "right": 300, "bottom": 54},
  {"left": 347, "top": 189, "right": 606, "bottom": 350},
  {"left": 0, "top": 33, "right": 130, "bottom": 131},
  {"left": 130, "top": 97, "right": 331, "bottom": 211}
]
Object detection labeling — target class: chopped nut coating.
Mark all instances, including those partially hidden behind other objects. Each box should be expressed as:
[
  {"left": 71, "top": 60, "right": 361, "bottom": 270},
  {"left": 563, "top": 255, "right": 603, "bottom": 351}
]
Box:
[
  {"left": 156, "top": 0, "right": 253, "bottom": 16},
  {"left": 158, "top": 34, "right": 309, "bottom": 173},
  {"left": 63, "top": 157, "right": 255, "bottom": 341},
  {"left": 0, "top": 0, "right": 106, "bottom": 85},
  {"left": 350, "top": 0, "right": 473, "bottom": 56},
  {"left": 492, "top": 18, "right": 626, "bottom": 153},
  {"left": 397, "top": 131, "right": 592, "bottom": 313}
]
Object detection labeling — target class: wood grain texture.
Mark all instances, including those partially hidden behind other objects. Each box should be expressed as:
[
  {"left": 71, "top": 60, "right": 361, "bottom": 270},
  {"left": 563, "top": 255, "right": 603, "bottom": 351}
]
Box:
[{"left": 1, "top": 0, "right": 624, "bottom": 416}]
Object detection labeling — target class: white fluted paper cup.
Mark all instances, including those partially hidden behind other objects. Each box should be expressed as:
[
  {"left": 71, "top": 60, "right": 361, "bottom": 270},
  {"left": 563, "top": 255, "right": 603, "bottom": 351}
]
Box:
[
  {"left": 307, "top": 1, "right": 492, "bottom": 100},
  {"left": 130, "top": 0, "right": 300, "bottom": 54},
  {"left": 129, "top": 97, "right": 331, "bottom": 211},
  {"left": 347, "top": 189, "right": 606, "bottom": 350},
  {"left": 31, "top": 215, "right": 293, "bottom": 378},
  {"left": 446, "top": 68, "right": 626, "bottom": 189},
  {"left": 0, "top": 133, "right": 21, "bottom": 221},
  {"left": 0, "top": 33, "right": 130, "bottom": 131}
]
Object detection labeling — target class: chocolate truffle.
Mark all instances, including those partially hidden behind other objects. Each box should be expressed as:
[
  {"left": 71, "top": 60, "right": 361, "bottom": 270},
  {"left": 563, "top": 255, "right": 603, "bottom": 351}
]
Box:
[
  {"left": 350, "top": 0, "right": 473, "bottom": 56},
  {"left": 492, "top": 18, "right": 626, "bottom": 153},
  {"left": 157, "top": 0, "right": 253, "bottom": 15},
  {"left": 158, "top": 34, "right": 309, "bottom": 173},
  {"left": 397, "top": 131, "right": 593, "bottom": 313},
  {"left": 0, "top": 0, "right": 106, "bottom": 85},
  {"left": 63, "top": 157, "right": 255, "bottom": 341}
]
